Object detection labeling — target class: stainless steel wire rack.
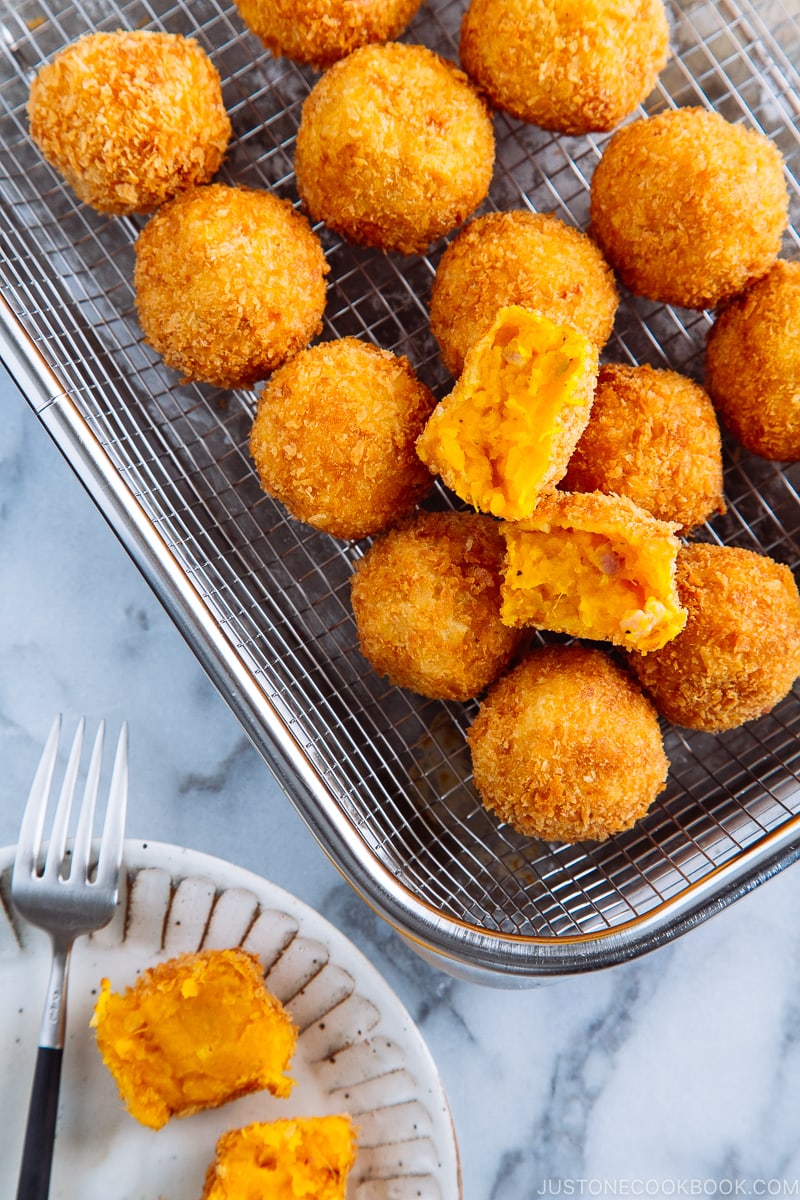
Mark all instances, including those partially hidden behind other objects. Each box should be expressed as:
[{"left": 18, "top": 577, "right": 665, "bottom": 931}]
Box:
[{"left": 1, "top": 0, "right": 799, "bottom": 984}]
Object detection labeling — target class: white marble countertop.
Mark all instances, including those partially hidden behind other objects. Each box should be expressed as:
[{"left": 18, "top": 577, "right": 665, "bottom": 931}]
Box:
[{"left": 3, "top": 360, "right": 800, "bottom": 1198}]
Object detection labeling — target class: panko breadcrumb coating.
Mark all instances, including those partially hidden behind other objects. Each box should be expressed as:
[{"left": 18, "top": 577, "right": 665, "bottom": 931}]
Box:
[
  {"left": 705, "top": 260, "right": 800, "bottom": 462},
  {"left": 416, "top": 305, "right": 598, "bottom": 520},
  {"left": 134, "top": 183, "right": 328, "bottom": 389},
  {"left": 294, "top": 42, "right": 495, "bottom": 255},
  {"left": 501, "top": 491, "right": 686, "bottom": 652},
  {"left": 589, "top": 107, "right": 789, "bottom": 310},
  {"left": 233, "top": 0, "right": 422, "bottom": 67},
  {"left": 430, "top": 210, "right": 618, "bottom": 379},
  {"left": 628, "top": 543, "right": 800, "bottom": 732},
  {"left": 467, "top": 644, "right": 669, "bottom": 843},
  {"left": 249, "top": 337, "right": 435, "bottom": 540},
  {"left": 562, "top": 362, "right": 725, "bottom": 531},
  {"left": 460, "top": 0, "right": 670, "bottom": 135},
  {"left": 28, "top": 30, "right": 231, "bottom": 215},
  {"left": 202, "top": 1117, "right": 358, "bottom": 1200},
  {"left": 91, "top": 948, "right": 297, "bottom": 1130},
  {"left": 350, "top": 510, "right": 523, "bottom": 701}
]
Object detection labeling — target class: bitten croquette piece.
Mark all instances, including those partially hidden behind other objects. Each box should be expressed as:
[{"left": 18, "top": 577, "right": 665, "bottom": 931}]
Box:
[
  {"left": 249, "top": 338, "right": 435, "bottom": 540},
  {"left": 590, "top": 107, "right": 789, "bottom": 310},
  {"left": 233, "top": 0, "right": 422, "bottom": 67},
  {"left": 460, "top": 0, "right": 670, "bottom": 135},
  {"left": 28, "top": 30, "right": 231, "bottom": 215},
  {"left": 562, "top": 363, "right": 725, "bottom": 532},
  {"left": 91, "top": 948, "right": 297, "bottom": 1130},
  {"left": 500, "top": 491, "right": 686, "bottom": 653},
  {"left": 430, "top": 210, "right": 618, "bottom": 379},
  {"left": 705, "top": 260, "right": 800, "bottom": 462},
  {"left": 294, "top": 42, "right": 495, "bottom": 255},
  {"left": 350, "top": 510, "right": 524, "bottom": 701},
  {"left": 468, "top": 644, "right": 669, "bottom": 843},
  {"left": 628, "top": 543, "right": 800, "bottom": 732},
  {"left": 201, "top": 1117, "right": 358, "bottom": 1200},
  {"left": 134, "top": 183, "right": 328, "bottom": 389},
  {"left": 416, "top": 306, "right": 598, "bottom": 521}
]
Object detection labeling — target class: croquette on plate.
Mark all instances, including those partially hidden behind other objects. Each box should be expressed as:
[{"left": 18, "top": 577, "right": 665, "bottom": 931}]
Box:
[
  {"left": 562, "top": 362, "right": 725, "bottom": 532},
  {"left": 250, "top": 337, "right": 435, "bottom": 540},
  {"left": 429, "top": 210, "right": 618, "bottom": 379},
  {"left": 500, "top": 490, "right": 686, "bottom": 653},
  {"left": 233, "top": 0, "right": 423, "bottom": 67},
  {"left": 91, "top": 948, "right": 297, "bottom": 1130},
  {"left": 589, "top": 106, "right": 789, "bottom": 310},
  {"left": 28, "top": 30, "right": 231, "bottom": 215},
  {"left": 460, "top": 0, "right": 670, "bottom": 135},
  {"left": 628, "top": 542, "right": 800, "bottom": 732},
  {"left": 705, "top": 259, "right": 800, "bottom": 462},
  {"left": 351, "top": 509, "right": 523, "bottom": 701},
  {"left": 134, "top": 183, "right": 328, "bottom": 389},
  {"left": 201, "top": 1117, "right": 358, "bottom": 1200},
  {"left": 416, "top": 305, "right": 598, "bottom": 521},
  {"left": 467, "top": 643, "right": 670, "bottom": 843},
  {"left": 294, "top": 42, "right": 495, "bottom": 255}
]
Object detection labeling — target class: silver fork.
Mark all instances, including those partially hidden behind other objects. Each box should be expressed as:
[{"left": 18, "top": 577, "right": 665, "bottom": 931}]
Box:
[{"left": 11, "top": 716, "right": 128, "bottom": 1200}]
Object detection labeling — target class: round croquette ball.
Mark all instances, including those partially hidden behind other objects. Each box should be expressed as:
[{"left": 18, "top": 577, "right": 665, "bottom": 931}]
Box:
[
  {"left": 589, "top": 107, "right": 789, "bottom": 310},
  {"left": 460, "top": 0, "right": 670, "bottom": 135},
  {"left": 294, "top": 42, "right": 495, "bottom": 255},
  {"left": 28, "top": 30, "right": 231, "bottom": 215},
  {"left": 233, "top": 0, "right": 423, "bottom": 68},
  {"left": 429, "top": 210, "right": 618, "bottom": 378},
  {"left": 249, "top": 338, "right": 436, "bottom": 540},
  {"left": 350, "top": 510, "right": 523, "bottom": 700},
  {"left": 705, "top": 260, "right": 800, "bottom": 462},
  {"left": 628, "top": 543, "right": 800, "bottom": 732},
  {"left": 467, "top": 643, "right": 669, "bottom": 842},
  {"left": 134, "top": 184, "right": 328, "bottom": 389},
  {"left": 562, "top": 362, "right": 725, "bottom": 531}
]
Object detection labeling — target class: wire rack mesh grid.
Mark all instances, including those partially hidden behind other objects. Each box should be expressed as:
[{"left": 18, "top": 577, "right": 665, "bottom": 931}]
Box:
[{"left": 0, "top": 0, "right": 799, "bottom": 980}]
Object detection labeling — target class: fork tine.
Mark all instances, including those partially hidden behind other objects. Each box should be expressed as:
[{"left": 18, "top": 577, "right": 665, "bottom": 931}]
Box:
[
  {"left": 42, "top": 718, "right": 85, "bottom": 882},
  {"left": 68, "top": 721, "right": 105, "bottom": 882},
  {"left": 13, "top": 716, "right": 62, "bottom": 880},
  {"left": 95, "top": 722, "right": 128, "bottom": 893}
]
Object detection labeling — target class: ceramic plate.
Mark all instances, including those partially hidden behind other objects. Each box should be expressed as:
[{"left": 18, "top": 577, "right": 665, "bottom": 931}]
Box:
[{"left": 0, "top": 840, "right": 461, "bottom": 1199}]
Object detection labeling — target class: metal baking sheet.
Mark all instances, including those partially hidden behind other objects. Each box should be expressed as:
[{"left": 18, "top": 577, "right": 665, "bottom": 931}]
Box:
[{"left": 1, "top": 0, "right": 798, "bottom": 983}]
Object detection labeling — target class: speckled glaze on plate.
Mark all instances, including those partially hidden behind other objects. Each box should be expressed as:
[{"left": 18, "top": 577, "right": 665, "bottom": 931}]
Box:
[{"left": 0, "top": 840, "right": 461, "bottom": 1199}]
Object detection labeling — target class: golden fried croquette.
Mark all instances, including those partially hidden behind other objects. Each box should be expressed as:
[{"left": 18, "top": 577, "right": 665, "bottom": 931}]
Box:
[
  {"left": 91, "top": 949, "right": 297, "bottom": 1130},
  {"left": 294, "top": 42, "right": 495, "bottom": 255},
  {"left": 430, "top": 210, "right": 618, "bottom": 379},
  {"left": 416, "top": 306, "right": 598, "bottom": 520},
  {"left": 589, "top": 107, "right": 789, "bottom": 310},
  {"left": 350, "top": 510, "right": 523, "bottom": 701},
  {"left": 460, "top": 0, "right": 669, "bottom": 135},
  {"left": 501, "top": 491, "right": 686, "bottom": 653},
  {"left": 562, "top": 363, "right": 725, "bottom": 531},
  {"left": 705, "top": 260, "right": 800, "bottom": 462},
  {"left": 28, "top": 30, "right": 230, "bottom": 216},
  {"left": 628, "top": 543, "right": 800, "bottom": 732},
  {"left": 233, "top": 0, "right": 422, "bottom": 67},
  {"left": 134, "top": 183, "right": 328, "bottom": 389},
  {"left": 201, "top": 1117, "right": 358, "bottom": 1200},
  {"left": 467, "top": 643, "right": 669, "bottom": 842},
  {"left": 250, "top": 337, "right": 435, "bottom": 539}
]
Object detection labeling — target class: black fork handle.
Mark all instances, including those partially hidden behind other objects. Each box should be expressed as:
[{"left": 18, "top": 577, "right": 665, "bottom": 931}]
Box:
[{"left": 15, "top": 1045, "right": 63, "bottom": 1200}]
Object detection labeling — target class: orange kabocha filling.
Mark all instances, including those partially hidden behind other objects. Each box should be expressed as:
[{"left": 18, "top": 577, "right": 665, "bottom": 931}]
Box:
[
  {"left": 501, "top": 491, "right": 687, "bottom": 653},
  {"left": 416, "top": 304, "right": 598, "bottom": 520},
  {"left": 91, "top": 948, "right": 296, "bottom": 1130},
  {"left": 201, "top": 1117, "right": 358, "bottom": 1200}
]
